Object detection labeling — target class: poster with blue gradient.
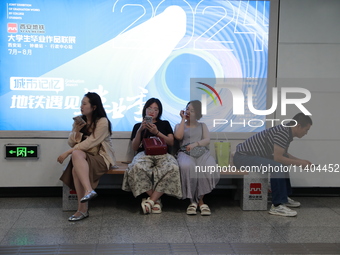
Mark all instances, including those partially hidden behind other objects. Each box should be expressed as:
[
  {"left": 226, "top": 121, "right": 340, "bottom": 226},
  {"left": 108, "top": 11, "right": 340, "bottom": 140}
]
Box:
[{"left": 0, "top": 0, "right": 269, "bottom": 132}]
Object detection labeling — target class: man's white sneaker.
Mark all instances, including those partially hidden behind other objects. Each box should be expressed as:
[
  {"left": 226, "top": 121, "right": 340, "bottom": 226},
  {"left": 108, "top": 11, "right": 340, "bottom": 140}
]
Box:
[
  {"left": 269, "top": 204, "right": 297, "bottom": 217},
  {"left": 284, "top": 197, "right": 301, "bottom": 208}
]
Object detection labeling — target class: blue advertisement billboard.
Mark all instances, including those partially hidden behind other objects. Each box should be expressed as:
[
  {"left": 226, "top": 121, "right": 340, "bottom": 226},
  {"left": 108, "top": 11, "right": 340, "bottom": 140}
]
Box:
[{"left": 1, "top": 0, "right": 270, "bottom": 131}]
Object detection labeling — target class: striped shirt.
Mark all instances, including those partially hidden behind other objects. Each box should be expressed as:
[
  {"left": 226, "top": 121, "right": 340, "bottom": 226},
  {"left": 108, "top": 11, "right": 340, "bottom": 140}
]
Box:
[{"left": 236, "top": 125, "right": 293, "bottom": 158}]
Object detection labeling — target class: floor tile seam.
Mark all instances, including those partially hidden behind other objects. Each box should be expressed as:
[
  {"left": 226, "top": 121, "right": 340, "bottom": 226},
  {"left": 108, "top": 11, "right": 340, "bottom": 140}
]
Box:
[
  {"left": 194, "top": 242, "right": 220, "bottom": 255},
  {"left": 0, "top": 230, "right": 10, "bottom": 247},
  {"left": 329, "top": 207, "right": 340, "bottom": 216},
  {"left": 257, "top": 209, "right": 275, "bottom": 228},
  {"left": 262, "top": 212, "right": 308, "bottom": 232},
  {"left": 270, "top": 226, "right": 289, "bottom": 243},
  {"left": 250, "top": 215, "right": 285, "bottom": 231},
  {"left": 252, "top": 210, "right": 275, "bottom": 228},
  {"left": 167, "top": 243, "right": 182, "bottom": 255},
  {"left": 5, "top": 207, "right": 27, "bottom": 242},
  {"left": 55, "top": 244, "right": 63, "bottom": 254},
  {"left": 96, "top": 207, "right": 105, "bottom": 242},
  {"left": 182, "top": 214, "right": 200, "bottom": 254},
  {"left": 181, "top": 213, "right": 197, "bottom": 245}
]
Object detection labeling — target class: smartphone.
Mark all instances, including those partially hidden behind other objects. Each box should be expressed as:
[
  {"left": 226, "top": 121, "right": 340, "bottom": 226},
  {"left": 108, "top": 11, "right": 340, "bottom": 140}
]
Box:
[
  {"left": 144, "top": 116, "right": 152, "bottom": 124},
  {"left": 73, "top": 116, "right": 86, "bottom": 125}
]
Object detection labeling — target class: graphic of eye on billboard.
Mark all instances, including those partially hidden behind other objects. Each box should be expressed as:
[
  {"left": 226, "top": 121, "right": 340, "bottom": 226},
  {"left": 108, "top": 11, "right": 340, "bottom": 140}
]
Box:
[{"left": 0, "top": 0, "right": 269, "bottom": 132}]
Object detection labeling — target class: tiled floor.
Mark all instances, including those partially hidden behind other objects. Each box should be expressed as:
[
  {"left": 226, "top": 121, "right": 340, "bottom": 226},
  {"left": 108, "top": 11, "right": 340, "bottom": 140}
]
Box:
[{"left": 1, "top": 193, "right": 340, "bottom": 254}]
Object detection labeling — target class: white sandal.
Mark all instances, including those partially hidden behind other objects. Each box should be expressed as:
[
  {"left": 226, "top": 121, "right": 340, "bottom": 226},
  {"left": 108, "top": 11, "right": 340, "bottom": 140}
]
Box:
[
  {"left": 141, "top": 198, "right": 154, "bottom": 214},
  {"left": 199, "top": 204, "right": 211, "bottom": 216},
  {"left": 152, "top": 199, "right": 162, "bottom": 214},
  {"left": 186, "top": 203, "right": 198, "bottom": 215}
]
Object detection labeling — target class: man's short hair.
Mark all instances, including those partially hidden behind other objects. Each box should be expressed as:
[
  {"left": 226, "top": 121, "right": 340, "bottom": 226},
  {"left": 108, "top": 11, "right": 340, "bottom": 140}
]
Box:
[{"left": 291, "top": 113, "right": 313, "bottom": 127}]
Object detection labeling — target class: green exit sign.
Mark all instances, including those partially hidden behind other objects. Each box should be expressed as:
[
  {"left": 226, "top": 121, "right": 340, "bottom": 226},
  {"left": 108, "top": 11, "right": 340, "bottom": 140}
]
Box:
[{"left": 5, "top": 144, "right": 39, "bottom": 159}]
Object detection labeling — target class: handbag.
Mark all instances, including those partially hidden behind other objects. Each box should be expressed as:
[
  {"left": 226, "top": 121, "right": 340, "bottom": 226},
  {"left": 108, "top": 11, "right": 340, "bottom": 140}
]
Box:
[
  {"left": 180, "top": 144, "right": 207, "bottom": 158},
  {"left": 142, "top": 136, "right": 167, "bottom": 155},
  {"left": 179, "top": 123, "right": 207, "bottom": 158}
]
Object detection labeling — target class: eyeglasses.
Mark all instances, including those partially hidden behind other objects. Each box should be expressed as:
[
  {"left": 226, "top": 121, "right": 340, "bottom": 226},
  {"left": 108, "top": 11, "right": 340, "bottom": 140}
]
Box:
[{"left": 146, "top": 107, "right": 159, "bottom": 112}]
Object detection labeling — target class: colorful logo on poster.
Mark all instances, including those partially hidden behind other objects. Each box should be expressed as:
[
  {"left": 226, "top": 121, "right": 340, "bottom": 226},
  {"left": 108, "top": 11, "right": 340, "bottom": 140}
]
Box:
[
  {"left": 197, "top": 82, "right": 223, "bottom": 116},
  {"left": 196, "top": 82, "right": 222, "bottom": 106},
  {"left": 8, "top": 23, "right": 18, "bottom": 33}
]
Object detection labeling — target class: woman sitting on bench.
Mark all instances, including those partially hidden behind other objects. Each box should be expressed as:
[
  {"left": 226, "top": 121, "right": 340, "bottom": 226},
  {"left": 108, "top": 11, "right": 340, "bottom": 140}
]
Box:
[
  {"left": 122, "top": 98, "right": 182, "bottom": 214},
  {"left": 174, "top": 100, "right": 220, "bottom": 216},
  {"left": 57, "top": 92, "right": 116, "bottom": 221}
]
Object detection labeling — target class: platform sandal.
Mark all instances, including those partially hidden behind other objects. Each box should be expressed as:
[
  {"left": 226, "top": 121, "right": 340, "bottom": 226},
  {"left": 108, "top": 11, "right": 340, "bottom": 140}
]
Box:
[
  {"left": 141, "top": 198, "right": 155, "bottom": 214},
  {"left": 199, "top": 204, "right": 211, "bottom": 216},
  {"left": 152, "top": 199, "right": 162, "bottom": 214},
  {"left": 186, "top": 203, "right": 197, "bottom": 215}
]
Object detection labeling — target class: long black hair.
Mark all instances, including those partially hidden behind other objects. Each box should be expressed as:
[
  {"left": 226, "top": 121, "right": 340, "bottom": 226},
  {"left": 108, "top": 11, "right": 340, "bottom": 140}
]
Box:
[
  {"left": 82, "top": 92, "right": 112, "bottom": 136},
  {"left": 142, "top": 98, "right": 163, "bottom": 121}
]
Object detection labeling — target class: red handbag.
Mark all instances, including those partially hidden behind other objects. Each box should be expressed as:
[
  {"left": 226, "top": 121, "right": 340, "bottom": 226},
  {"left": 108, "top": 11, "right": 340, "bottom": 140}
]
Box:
[{"left": 142, "top": 136, "right": 167, "bottom": 155}]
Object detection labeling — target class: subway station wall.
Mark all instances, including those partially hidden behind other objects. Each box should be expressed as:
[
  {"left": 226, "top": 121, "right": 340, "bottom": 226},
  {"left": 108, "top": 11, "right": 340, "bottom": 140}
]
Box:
[
  {"left": 1, "top": 0, "right": 340, "bottom": 187},
  {"left": 276, "top": 0, "right": 340, "bottom": 187}
]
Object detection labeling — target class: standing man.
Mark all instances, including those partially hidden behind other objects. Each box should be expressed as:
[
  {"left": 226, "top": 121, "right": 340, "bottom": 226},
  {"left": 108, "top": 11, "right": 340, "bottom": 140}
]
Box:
[{"left": 233, "top": 113, "right": 312, "bottom": 217}]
